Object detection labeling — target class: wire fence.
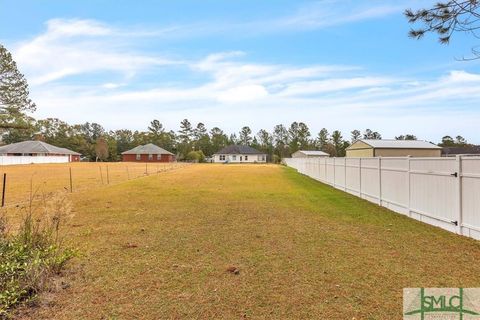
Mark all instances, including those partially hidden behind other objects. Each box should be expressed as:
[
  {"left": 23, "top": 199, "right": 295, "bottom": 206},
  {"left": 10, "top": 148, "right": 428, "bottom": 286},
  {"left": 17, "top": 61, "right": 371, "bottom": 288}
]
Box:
[{"left": 0, "top": 162, "right": 190, "bottom": 208}]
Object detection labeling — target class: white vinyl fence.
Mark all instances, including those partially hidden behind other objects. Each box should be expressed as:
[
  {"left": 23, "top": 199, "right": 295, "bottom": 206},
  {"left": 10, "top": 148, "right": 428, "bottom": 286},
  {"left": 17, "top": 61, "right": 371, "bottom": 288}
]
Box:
[
  {"left": 284, "top": 156, "right": 480, "bottom": 240},
  {"left": 0, "top": 156, "right": 70, "bottom": 165}
]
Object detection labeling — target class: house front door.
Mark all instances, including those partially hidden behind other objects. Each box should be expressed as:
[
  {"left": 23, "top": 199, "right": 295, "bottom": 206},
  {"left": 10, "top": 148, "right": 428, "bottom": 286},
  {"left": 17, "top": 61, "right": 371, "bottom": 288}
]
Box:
[{"left": 240, "top": 156, "right": 242, "bottom": 162}]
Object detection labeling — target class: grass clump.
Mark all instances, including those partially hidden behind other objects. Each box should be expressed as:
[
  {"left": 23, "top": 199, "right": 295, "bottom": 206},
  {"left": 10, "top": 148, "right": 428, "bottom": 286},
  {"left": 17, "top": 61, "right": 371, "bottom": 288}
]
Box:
[{"left": 0, "top": 191, "right": 75, "bottom": 318}]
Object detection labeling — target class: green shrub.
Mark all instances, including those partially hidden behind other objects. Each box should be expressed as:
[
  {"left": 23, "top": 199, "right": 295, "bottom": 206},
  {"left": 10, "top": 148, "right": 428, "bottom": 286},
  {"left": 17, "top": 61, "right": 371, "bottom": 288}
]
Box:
[
  {"left": 185, "top": 150, "right": 206, "bottom": 163},
  {"left": 0, "top": 192, "right": 75, "bottom": 317}
]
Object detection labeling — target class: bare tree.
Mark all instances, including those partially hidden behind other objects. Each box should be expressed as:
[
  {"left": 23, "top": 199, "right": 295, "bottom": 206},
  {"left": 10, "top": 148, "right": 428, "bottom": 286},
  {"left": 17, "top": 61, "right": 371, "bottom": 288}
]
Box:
[{"left": 95, "top": 137, "right": 109, "bottom": 162}]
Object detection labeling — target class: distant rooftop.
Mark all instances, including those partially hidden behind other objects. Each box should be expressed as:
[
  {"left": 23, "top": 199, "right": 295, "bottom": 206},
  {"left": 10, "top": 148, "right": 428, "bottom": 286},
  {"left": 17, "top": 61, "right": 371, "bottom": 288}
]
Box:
[
  {"left": 354, "top": 139, "right": 441, "bottom": 149},
  {"left": 295, "top": 150, "right": 329, "bottom": 156},
  {"left": 0, "top": 140, "right": 81, "bottom": 155},
  {"left": 214, "top": 145, "right": 265, "bottom": 155},
  {"left": 121, "top": 143, "right": 174, "bottom": 155}
]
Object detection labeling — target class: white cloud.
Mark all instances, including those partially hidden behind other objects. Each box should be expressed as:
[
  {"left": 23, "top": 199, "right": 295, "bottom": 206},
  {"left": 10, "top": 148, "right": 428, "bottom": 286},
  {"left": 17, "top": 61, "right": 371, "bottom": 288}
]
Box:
[
  {"left": 8, "top": 17, "right": 480, "bottom": 143},
  {"left": 13, "top": 19, "right": 182, "bottom": 85}
]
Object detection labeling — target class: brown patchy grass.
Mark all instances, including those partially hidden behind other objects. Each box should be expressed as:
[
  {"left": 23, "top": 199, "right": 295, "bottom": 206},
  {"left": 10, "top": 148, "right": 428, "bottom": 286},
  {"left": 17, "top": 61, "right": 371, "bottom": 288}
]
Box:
[
  {"left": 0, "top": 162, "right": 187, "bottom": 206},
  {"left": 12, "top": 164, "right": 480, "bottom": 319}
]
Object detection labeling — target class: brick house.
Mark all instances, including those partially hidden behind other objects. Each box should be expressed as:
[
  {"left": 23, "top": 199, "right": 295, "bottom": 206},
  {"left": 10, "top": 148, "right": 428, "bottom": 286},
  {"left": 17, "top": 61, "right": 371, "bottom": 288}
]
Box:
[{"left": 121, "top": 143, "right": 175, "bottom": 162}]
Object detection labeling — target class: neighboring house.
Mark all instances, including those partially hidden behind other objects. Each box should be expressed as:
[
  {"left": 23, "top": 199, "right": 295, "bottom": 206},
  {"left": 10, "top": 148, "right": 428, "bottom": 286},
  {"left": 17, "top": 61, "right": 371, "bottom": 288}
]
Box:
[
  {"left": 213, "top": 145, "right": 267, "bottom": 163},
  {"left": 121, "top": 143, "right": 175, "bottom": 162},
  {"left": 0, "top": 140, "right": 81, "bottom": 163},
  {"left": 292, "top": 150, "right": 329, "bottom": 158},
  {"left": 346, "top": 139, "right": 441, "bottom": 157},
  {"left": 442, "top": 145, "right": 480, "bottom": 156}
]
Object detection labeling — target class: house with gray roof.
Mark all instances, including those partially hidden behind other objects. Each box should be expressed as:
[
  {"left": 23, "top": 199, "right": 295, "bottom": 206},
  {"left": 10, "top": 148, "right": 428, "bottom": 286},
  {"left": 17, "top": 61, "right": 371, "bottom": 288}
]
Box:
[
  {"left": 213, "top": 145, "right": 267, "bottom": 163},
  {"left": 0, "top": 140, "right": 81, "bottom": 163},
  {"left": 121, "top": 143, "right": 175, "bottom": 162}
]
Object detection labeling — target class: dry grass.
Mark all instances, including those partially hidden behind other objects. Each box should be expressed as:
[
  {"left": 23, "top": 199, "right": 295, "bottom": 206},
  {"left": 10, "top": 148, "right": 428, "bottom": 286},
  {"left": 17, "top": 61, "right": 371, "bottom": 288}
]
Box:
[
  {"left": 0, "top": 162, "right": 187, "bottom": 207},
  {"left": 9, "top": 164, "right": 480, "bottom": 319}
]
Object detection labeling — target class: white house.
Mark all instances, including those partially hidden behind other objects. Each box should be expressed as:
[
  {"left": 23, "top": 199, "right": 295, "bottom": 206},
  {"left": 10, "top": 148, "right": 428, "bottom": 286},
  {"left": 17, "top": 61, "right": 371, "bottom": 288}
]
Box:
[
  {"left": 213, "top": 145, "right": 267, "bottom": 163},
  {"left": 292, "top": 150, "right": 329, "bottom": 158}
]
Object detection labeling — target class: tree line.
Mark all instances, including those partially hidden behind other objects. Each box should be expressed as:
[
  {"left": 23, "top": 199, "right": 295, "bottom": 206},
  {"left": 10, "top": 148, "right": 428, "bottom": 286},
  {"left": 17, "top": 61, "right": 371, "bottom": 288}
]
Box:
[{"left": 2, "top": 117, "right": 472, "bottom": 162}]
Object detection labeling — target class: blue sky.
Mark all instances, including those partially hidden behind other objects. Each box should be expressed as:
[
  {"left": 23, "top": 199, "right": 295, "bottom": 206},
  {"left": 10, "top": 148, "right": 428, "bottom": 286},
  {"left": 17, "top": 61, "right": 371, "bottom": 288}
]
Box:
[{"left": 1, "top": 0, "right": 480, "bottom": 142}]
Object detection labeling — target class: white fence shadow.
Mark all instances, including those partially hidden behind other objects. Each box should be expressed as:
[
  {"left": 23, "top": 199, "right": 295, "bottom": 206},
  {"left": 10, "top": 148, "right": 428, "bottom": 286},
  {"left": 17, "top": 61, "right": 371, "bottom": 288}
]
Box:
[{"left": 284, "top": 156, "right": 480, "bottom": 240}]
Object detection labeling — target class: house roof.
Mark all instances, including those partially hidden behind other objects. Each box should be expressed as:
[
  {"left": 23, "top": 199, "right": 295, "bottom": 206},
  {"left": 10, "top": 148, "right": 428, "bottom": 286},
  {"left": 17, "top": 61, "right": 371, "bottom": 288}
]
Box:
[
  {"left": 0, "top": 140, "right": 81, "bottom": 155},
  {"left": 121, "top": 143, "right": 174, "bottom": 155},
  {"left": 349, "top": 139, "right": 441, "bottom": 150},
  {"left": 442, "top": 145, "right": 480, "bottom": 155},
  {"left": 214, "top": 145, "right": 265, "bottom": 155},
  {"left": 294, "top": 150, "right": 329, "bottom": 156}
]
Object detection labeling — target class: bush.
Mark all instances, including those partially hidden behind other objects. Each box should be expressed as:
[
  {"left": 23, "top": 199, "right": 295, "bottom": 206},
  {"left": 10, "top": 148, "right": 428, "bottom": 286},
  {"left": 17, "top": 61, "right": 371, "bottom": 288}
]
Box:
[
  {"left": 0, "top": 192, "right": 75, "bottom": 317},
  {"left": 185, "top": 150, "right": 206, "bottom": 163}
]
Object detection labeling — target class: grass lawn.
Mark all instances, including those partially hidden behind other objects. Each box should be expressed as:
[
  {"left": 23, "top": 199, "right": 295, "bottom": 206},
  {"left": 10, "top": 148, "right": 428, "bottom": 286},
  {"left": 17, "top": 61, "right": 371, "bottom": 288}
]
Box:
[
  {"left": 15, "top": 164, "right": 480, "bottom": 319},
  {"left": 0, "top": 162, "right": 185, "bottom": 206}
]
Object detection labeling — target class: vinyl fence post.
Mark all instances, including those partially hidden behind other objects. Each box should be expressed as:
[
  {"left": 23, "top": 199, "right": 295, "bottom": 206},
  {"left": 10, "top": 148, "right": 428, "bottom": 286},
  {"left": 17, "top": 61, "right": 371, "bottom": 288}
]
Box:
[
  {"left": 407, "top": 156, "right": 411, "bottom": 217},
  {"left": 344, "top": 158, "right": 347, "bottom": 192},
  {"left": 359, "top": 158, "right": 362, "bottom": 198},
  {"left": 324, "top": 158, "right": 327, "bottom": 183},
  {"left": 455, "top": 155, "right": 463, "bottom": 235},
  {"left": 333, "top": 157, "right": 336, "bottom": 188},
  {"left": 378, "top": 157, "right": 382, "bottom": 205},
  {"left": 69, "top": 167, "right": 73, "bottom": 193},
  {"left": 1, "top": 173, "right": 6, "bottom": 207}
]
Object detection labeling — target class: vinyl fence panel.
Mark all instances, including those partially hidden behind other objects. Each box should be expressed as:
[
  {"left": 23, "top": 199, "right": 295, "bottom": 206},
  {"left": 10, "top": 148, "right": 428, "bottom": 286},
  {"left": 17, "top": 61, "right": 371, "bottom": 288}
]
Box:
[{"left": 284, "top": 156, "right": 480, "bottom": 240}]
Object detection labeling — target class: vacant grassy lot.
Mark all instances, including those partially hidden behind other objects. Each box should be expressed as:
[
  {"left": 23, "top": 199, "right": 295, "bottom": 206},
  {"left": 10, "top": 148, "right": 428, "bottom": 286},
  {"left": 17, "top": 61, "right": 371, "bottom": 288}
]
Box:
[
  {"left": 0, "top": 162, "right": 187, "bottom": 206},
  {"left": 13, "top": 164, "right": 480, "bottom": 319}
]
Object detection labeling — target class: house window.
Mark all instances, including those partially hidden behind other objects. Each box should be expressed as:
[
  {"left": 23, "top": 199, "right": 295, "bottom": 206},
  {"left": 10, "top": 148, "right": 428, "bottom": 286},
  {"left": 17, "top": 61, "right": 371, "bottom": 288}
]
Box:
[
  {"left": 232, "top": 155, "right": 236, "bottom": 160},
  {"left": 219, "top": 155, "right": 225, "bottom": 161},
  {"left": 258, "top": 155, "right": 265, "bottom": 161},
  {"left": 148, "top": 154, "right": 153, "bottom": 160},
  {"left": 157, "top": 154, "right": 161, "bottom": 160},
  {"left": 245, "top": 155, "right": 248, "bottom": 161},
  {"left": 136, "top": 154, "right": 141, "bottom": 160}
]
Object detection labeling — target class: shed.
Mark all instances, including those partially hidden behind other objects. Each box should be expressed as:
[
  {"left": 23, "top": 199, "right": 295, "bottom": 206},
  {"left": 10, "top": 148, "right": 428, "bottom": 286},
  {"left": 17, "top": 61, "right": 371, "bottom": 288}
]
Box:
[
  {"left": 346, "top": 139, "right": 441, "bottom": 157},
  {"left": 213, "top": 145, "right": 266, "bottom": 163},
  {"left": 121, "top": 143, "right": 175, "bottom": 162},
  {"left": 0, "top": 140, "right": 81, "bottom": 162},
  {"left": 292, "top": 150, "right": 329, "bottom": 158}
]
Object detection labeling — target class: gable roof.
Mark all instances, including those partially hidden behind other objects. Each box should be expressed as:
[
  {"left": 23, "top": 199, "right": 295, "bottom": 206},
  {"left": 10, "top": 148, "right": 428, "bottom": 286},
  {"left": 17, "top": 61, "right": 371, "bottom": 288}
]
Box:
[
  {"left": 294, "top": 150, "right": 329, "bottom": 156},
  {"left": 214, "top": 145, "right": 265, "bottom": 155},
  {"left": 349, "top": 139, "right": 441, "bottom": 150},
  {"left": 0, "top": 141, "right": 81, "bottom": 155},
  {"left": 121, "top": 143, "right": 174, "bottom": 155}
]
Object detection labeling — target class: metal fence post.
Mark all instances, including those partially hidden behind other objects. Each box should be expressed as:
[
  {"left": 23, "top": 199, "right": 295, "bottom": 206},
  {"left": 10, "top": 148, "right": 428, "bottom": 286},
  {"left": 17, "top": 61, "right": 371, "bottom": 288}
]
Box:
[
  {"left": 455, "top": 155, "right": 463, "bottom": 235},
  {"left": 126, "top": 166, "right": 130, "bottom": 180},
  {"left": 1, "top": 173, "right": 6, "bottom": 207},
  {"left": 106, "top": 166, "right": 110, "bottom": 184},
  {"left": 99, "top": 166, "right": 104, "bottom": 185},
  {"left": 69, "top": 167, "right": 73, "bottom": 193}
]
